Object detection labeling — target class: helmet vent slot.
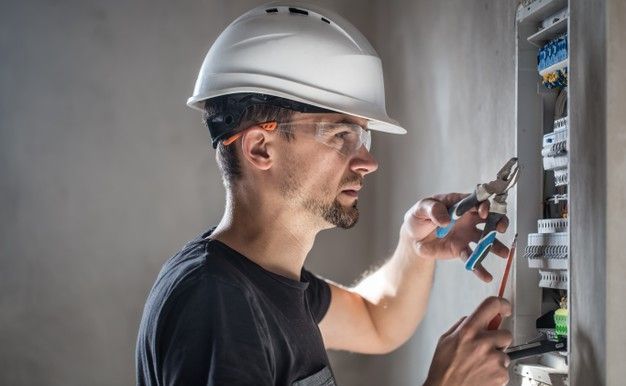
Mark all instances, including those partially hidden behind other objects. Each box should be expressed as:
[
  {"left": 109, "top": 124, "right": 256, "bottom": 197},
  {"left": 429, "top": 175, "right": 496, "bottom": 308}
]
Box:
[
  {"left": 288, "top": 7, "right": 308, "bottom": 16},
  {"left": 265, "top": 8, "right": 278, "bottom": 13},
  {"left": 321, "top": 17, "right": 330, "bottom": 24}
]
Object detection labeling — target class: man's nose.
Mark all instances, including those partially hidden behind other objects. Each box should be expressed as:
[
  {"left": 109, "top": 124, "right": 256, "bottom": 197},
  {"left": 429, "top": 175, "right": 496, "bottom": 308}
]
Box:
[{"left": 350, "top": 146, "right": 379, "bottom": 176}]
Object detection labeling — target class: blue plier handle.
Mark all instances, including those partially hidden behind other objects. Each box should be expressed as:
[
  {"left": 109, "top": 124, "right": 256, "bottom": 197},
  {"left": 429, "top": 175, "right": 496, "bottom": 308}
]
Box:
[{"left": 464, "top": 211, "right": 505, "bottom": 270}]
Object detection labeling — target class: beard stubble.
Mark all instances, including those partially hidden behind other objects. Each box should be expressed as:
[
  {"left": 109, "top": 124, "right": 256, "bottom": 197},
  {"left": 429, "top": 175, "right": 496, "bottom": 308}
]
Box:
[{"left": 279, "top": 162, "right": 361, "bottom": 229}]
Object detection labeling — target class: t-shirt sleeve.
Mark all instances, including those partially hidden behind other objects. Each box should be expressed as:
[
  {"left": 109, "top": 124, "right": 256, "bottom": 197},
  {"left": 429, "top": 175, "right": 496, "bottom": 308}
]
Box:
[
  {"left": 158, "top": 274, "right": 275, "bottom": 385},
  {"left": 301, "top": 269, "right": 332, "bottom": 323}
]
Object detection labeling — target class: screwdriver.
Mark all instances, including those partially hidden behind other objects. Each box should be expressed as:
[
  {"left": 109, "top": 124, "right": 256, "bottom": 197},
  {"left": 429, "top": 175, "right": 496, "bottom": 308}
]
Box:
[{"left": 488, "top": 233, "right": 517, "bottom": 330}]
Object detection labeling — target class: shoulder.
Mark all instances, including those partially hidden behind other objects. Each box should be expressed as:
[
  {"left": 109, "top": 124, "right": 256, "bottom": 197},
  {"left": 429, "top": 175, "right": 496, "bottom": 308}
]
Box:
[
  {"left": 156, "top": 237, "right": 250, "bottom": 296},
  {"left": 139, "top": 237, "right": 257, "bottom": 337},
  {"left": 137, "top": 234, "right": 275, "bottom": 383}
]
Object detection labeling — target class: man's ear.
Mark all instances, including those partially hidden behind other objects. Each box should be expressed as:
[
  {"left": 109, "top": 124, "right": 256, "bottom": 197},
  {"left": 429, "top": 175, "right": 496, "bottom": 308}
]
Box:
[{"left": 240, "top": 126, "right": 273, "bottom": 171}]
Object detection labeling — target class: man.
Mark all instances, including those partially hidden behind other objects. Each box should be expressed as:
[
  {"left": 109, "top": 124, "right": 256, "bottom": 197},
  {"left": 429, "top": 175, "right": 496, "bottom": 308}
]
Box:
[{"left": 136, "top": 3, "right": 513, "bottom": 385}]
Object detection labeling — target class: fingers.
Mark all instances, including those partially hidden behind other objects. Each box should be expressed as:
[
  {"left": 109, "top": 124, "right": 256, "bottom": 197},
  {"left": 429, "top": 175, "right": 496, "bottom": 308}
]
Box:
[
  {"left": 464, "top": 297, "right": 512, "bottom": 331},
  {"left": 467, "top": 217, "right": 509, "bottom": 259},
  {"left": 416, "top": 239, "right": 456, "bottom": 260},
  {"left": 428, "top": 193, "right": 510, "bottom": 233},
  {"left": 471, "top": 227, "right": 483, "bottom": 243},
  {"left": 480, "top": 329, "right": 514, "bottom": 350},
  {"left": 404, "top": 197, "right": 455, "bottom": 239},
  {"left": 426, "top": 199, "right": 452, "bottom": 228},
  {"left": 496, "top": 216, "right": 509, "bottom": 233},
  {"left": 490, "top": 239, "right": 510, "bottom": 259},
  {"left": 416, "top": 194, "right": 509, "bottom": 236},
  {"left": 459, "top": 249, "right": 494, "bottom": 283},
  {"left": 478, "top": 201, "right": 490, "bottom": 219},
  {"left": 472, "top": 265, "right": 494, "bottom": 283},
  {"left": 443, "top": 316, "right": 467, "bottom": 337},
  {"left": 432, "top": 193, "right": 469, "bottom": 209},
  {"left": 405, "top": 193, "right": 512, "bottom": 275},
  {"left": 503, "top": 353, "right": 512, "bottom": 369}
]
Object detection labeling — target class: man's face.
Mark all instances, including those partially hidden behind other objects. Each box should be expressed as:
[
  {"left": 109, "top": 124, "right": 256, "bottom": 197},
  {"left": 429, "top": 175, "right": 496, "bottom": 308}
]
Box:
[{"left": 275, "top": 113, "right": 379, "bottom": 229}]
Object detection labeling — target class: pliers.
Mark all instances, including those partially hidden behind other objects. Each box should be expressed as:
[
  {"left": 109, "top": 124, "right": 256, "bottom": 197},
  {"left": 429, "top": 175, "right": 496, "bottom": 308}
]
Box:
[
  {"left": 435, "top": 157, "right": 520, "bottom": 271},
  {"left": 506, "top": 336, "right": 567, "bottom": 361}
]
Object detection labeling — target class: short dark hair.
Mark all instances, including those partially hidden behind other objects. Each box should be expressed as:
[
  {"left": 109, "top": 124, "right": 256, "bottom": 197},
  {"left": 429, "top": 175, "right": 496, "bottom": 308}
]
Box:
[{"left": 203, "top": 98, "right": 296, "bottom": 188}]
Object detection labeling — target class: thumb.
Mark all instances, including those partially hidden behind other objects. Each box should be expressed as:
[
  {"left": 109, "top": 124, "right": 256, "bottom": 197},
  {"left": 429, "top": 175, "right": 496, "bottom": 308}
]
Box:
[{"left": 422, "top": 198, "right": 451, "bottom": 227}]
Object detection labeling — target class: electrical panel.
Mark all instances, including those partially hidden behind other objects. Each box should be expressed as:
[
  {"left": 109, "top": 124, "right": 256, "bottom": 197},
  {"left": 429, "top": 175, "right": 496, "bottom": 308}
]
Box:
[{"left": 514, "top": 0, "right": 570, "bottom": 385}]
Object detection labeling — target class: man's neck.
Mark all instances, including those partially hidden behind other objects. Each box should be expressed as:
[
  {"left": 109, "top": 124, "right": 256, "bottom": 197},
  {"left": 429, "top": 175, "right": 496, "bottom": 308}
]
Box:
[{"left": 209, "top": 191, "right": 324, "bottom": 280}]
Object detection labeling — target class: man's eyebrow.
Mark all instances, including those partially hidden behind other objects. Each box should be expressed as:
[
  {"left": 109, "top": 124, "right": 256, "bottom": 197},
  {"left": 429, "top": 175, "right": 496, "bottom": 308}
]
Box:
[
  {"left": 331, "top": 117, "right": 363, "bottom": 125},
  {"left": 317, "top": 116, "right": 365, "bottom": 130},
  {"left": 338, "top": 118, "right": 369, "bottom": 130}
]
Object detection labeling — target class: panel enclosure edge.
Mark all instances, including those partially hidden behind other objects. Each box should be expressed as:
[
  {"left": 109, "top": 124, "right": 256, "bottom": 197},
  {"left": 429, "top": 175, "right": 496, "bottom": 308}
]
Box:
[{"left": 513, "top": 19, "right": 543, "bottom": 347}]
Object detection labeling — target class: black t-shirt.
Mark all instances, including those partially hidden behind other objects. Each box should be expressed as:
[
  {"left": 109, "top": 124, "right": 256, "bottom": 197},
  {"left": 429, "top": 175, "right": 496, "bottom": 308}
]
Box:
[{"left": 136, "top": 228, "right": 336, "bottom": 386}]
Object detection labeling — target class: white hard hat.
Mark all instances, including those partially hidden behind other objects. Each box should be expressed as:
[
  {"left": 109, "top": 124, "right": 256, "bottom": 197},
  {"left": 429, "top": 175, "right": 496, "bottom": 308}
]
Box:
[{"left": 187, "top": 1, "right": 406, "bottom": 138}]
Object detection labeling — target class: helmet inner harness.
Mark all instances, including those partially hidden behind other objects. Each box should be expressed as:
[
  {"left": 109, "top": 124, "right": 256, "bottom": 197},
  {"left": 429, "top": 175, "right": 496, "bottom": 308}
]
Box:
[{"left": 205, "top": 93, "right": 333, "bottom": 148}]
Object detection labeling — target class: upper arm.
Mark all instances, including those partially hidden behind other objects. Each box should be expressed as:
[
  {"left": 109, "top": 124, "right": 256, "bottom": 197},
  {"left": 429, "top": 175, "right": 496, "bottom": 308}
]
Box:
[{"left": 318, "top": 282, "right": 392, "bottom": 354}]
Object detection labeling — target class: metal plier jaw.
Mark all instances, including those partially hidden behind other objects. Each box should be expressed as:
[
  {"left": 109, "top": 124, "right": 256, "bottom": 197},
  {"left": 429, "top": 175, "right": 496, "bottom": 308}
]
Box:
[
  {"left": 435, "top": 158, "right": 520, "bottom": 271},
  {"left": 484, "top": 157, "right": 520, "bottom": 196}
]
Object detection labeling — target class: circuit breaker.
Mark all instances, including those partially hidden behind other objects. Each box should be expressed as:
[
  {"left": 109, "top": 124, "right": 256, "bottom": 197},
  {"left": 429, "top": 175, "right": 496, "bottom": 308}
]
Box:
[{"left": 513, "top": 0, "right": 570, "bottom": 385}]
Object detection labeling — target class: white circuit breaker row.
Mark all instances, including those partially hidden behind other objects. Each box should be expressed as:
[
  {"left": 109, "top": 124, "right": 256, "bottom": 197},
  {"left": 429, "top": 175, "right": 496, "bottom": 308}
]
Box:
[{"left": 524, "top": 115, "right": 569, "bottom": 290}]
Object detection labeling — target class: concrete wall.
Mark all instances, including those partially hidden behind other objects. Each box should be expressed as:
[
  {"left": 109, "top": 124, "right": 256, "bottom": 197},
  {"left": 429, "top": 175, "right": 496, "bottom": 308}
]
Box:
[
  {"left": 606, "top": 0, "right": 626, "bottom": 385},
  {"left": 367, "top": 1, "right": 518, "bottom": 384},
  {"left": 569, "top": 1, "right": 607, "bottom": 383},
  {"left": 0, "top": 1, "right": 377, "bottom": 385},
  {"left": 566, "top": 1, "right": 626, "bottom": 384}
]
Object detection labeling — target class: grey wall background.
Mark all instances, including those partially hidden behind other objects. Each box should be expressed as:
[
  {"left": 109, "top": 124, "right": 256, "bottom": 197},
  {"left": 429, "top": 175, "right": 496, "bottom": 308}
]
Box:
[
  {"left": 1, "top": 1, "right": 624, "bottom": 385},
  {"left": 569, "top": 0, "right": 608, "bottom": 383},
  {"left": 606, "top": 1, "right": 626, "bottom": 384},
  {"left": 367, "top": 2, "right": 517, "bottom": 384}
]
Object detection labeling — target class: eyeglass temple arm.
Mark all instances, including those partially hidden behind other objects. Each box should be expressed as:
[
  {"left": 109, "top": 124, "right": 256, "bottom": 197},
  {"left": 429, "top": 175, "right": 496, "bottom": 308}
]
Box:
[{"left": 222, "top": 121, "right": 278, "bottom": 146}]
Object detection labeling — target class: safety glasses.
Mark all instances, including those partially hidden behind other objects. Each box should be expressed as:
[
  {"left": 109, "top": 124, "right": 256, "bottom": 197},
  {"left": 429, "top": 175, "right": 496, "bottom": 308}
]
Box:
[{"left": 223, "top": 120, "right": 372, "bottom": 157}]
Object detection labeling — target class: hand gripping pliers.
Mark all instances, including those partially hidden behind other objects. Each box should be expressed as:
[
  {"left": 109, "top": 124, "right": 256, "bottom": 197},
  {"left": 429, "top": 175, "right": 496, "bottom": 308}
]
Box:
[{"left": 435, "top": 157, "right": 520, "bottom": 271}]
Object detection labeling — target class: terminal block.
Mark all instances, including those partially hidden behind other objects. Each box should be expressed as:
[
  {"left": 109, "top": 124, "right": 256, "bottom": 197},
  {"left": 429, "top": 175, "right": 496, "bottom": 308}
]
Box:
[
  {"left": 537, "top": 219, "right": 568, "bottom": 233},
  {"left": 525, "top": 232, "right": 568, "bottom": 270},
  {"left": 539, "top": 270, "right": 568, "bottom": 290}
]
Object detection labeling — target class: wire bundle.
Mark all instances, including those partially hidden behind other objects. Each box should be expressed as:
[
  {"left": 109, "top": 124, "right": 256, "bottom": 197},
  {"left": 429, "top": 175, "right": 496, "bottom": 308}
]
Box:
[{"left": 542, "top": 68, "right": 568, "bottom": 89}]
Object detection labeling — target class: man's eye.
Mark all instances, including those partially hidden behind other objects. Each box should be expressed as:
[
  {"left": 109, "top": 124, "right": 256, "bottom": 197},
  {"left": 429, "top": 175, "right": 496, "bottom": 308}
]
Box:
[{"left": 334, "top": 131, "right": 351, "bottom": 139}]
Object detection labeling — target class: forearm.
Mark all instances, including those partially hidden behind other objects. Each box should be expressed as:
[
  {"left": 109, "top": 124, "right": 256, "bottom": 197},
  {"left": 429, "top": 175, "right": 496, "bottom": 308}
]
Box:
[{"left": 352, "top": 230, "right": 436, "bottom": 352}]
